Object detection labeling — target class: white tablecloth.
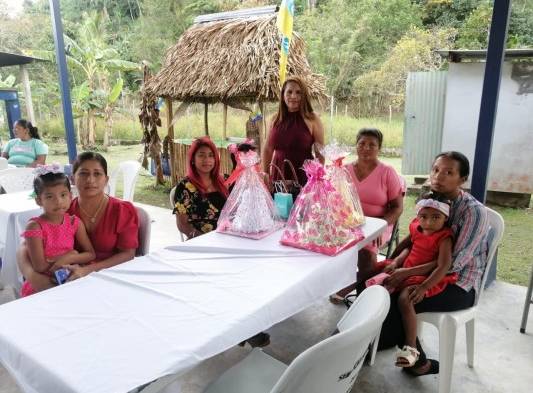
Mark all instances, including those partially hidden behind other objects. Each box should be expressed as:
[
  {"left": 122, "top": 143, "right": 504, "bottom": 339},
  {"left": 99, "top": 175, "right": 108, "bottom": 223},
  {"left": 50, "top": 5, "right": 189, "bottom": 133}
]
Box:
[
  {"left": 0, "top": 217, "right": 386, "bottom": 393},
  {"left": 0, "top": 191, "right": 42, "bottom": 291}
]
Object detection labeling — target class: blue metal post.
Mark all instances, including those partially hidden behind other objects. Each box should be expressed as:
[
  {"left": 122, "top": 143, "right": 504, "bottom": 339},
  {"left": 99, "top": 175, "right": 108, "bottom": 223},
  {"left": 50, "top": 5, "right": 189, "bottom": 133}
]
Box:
[
  {"left": 49, "top": 0, "right": 77, "bottom": 163},
  {"left": 470, "top": 0, "right": 511, "bottom": 203},
  {"left": 5, "top": 100, "right": 22, "bottom": 139},
  {"left": 471, "top": 0, "right": 511, "bottom": 288}
]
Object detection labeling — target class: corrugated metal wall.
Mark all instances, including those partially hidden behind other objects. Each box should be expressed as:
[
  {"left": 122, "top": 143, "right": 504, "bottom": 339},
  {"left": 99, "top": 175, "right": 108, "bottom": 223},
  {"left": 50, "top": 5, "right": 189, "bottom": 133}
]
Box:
[{"left": 402, "top": 71, "right": 447, "bottom": 175}]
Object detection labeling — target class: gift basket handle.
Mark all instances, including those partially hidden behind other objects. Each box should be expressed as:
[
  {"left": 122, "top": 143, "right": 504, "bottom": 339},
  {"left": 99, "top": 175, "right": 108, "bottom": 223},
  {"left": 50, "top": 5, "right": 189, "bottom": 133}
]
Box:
[
  {"left": 269, "top": 163, "right": 289, "bottom": 194},
  {"left": 283, "top": 159, "right": 302, "bottom": 187}
]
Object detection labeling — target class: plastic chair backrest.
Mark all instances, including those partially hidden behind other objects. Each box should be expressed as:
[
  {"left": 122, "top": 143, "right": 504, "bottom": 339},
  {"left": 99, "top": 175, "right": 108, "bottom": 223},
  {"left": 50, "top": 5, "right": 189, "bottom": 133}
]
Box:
[
  {"left": 0, "top": 157, "right": 8, "bottom": 170},
  {"left": 476, "top": 207, "right": 504, "bottom": 305},
  {"left": 135, "top": 205, "right": 151, "bottom": 257},
  {"left": 169, "top": 186, "right": 176, "bottom": 210},
  {"left": 108, "top": 161, "right": 141, "bottom": 202},
  {"left": 270, "top": 286, "right": 390, "bottom": 393},
  {"left": 0, "top": 168, "right": 35, "bottom": 193},
  {"left": 169, "top": 185, "right": 186, "bottom": 242}
]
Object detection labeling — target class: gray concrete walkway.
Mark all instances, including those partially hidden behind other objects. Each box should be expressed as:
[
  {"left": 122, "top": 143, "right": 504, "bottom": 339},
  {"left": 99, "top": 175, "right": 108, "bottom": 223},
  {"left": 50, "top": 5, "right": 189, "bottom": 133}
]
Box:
[{"left": 1, "top": 205, "right": 532, "bottom": 393}]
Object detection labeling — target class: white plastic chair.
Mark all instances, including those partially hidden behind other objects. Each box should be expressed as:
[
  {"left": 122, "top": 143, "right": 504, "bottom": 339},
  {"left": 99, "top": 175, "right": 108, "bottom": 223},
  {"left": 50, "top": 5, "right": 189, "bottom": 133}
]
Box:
[
  {"left": 169, "top": 185, "right": 186, "bottom": 242},
  {"left": 0, "top": 168, "right": 35, "bottom": 193},
  {"left": 203, "top": 285, "right": 390, "bottom": 393},
  {"left": 108, "top": 161, "right": 142, "bottom": 202},
  {"left": 0, "top": 157, "right": 8, "bottom": 170},
  {"left": 135, "top": 205, "right": 151, "bottom": 257},
  {"left": 416, "top": 207, "right": 504, "bottom": 393}
]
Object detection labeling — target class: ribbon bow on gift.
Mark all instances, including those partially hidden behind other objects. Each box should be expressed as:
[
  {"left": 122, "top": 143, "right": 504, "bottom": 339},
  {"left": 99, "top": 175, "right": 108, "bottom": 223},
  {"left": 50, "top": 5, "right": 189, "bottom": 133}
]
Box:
[
  {"left": 302, "top": 160, "right": 335, "bottom": 192},
  {"left": 225, "top": 150, "right": 261, "bottom": 187},
  {"left": 33, "top": 163, "right": 63, "bottom": 177}
]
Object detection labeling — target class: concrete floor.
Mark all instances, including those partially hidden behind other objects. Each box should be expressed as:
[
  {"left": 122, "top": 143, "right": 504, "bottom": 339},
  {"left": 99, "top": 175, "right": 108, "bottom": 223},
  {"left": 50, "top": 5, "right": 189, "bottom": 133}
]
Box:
[{"left": 1, "top": 204, "right": 532, "bottom": 393}]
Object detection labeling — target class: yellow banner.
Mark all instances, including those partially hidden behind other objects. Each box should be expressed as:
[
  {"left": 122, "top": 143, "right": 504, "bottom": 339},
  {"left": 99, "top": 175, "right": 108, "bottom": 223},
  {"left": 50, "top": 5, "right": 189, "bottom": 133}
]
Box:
[{"left": 277, "top": 0, "right": 295, "bottom": 85}]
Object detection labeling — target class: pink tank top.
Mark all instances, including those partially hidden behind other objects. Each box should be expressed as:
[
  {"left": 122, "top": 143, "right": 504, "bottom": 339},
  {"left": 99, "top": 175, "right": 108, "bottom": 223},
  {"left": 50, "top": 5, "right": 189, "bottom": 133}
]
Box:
[{"left": 21, "top": 214, "right": 79, "bottom": 258}]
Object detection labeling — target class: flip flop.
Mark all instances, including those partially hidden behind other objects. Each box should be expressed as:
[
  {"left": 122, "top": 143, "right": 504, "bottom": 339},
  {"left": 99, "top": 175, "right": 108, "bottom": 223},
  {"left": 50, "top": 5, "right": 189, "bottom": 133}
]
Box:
[
  {"left": 402, "top": 359, "right": 439, "bottom": 377},
  {"left": 329, "top": 294, "right": 345, "bottom": 305},
  {"left": 395, "top": 345, "right": 420, "bottom": 368}
]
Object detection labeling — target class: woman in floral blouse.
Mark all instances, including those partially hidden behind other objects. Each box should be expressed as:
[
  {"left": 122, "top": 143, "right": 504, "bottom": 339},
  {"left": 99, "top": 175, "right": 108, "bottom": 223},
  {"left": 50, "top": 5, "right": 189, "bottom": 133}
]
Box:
[{"left": 173, "top": 137, "right": 229, "bottom": 238}]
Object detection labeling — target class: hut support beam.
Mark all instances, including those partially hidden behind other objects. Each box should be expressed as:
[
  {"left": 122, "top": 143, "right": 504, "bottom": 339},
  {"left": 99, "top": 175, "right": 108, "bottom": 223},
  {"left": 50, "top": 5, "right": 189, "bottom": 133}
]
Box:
[
  {"left": 258, "top": 101, "right": 266, "bottom": 153},
  {"left": 222, "top": 104, "right": 228, "bottom": 140},
  {"left": 166, "top": 98, "right": 176, "bottom": 186},
  {"left": 204, "top": 102, "right": 209, "bottom": 136},
  {"left": 19, "top": 65, "right": 36, "bottom": 124}
]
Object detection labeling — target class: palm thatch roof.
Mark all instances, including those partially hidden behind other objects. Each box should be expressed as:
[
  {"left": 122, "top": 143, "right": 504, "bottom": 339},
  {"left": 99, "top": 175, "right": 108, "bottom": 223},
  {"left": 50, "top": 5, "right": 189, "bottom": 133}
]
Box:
[{"left": 145, "top": 15, "right": 326, "bottom": 104}]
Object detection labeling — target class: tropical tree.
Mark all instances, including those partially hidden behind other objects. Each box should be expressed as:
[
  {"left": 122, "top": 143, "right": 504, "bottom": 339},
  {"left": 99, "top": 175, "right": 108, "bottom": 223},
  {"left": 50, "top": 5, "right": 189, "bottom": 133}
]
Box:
[{"left": 33, "top": 11, "right": 138, "bottom": 148}]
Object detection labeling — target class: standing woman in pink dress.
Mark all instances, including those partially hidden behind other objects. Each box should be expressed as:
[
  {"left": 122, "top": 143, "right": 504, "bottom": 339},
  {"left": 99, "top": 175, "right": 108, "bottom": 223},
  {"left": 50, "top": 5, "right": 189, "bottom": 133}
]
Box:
[
  {"left": 330, "top": 128, "right": 404, "bottom": 303},
  {"left": 262, "top": 76, "right": 325, "bottom": 185}
]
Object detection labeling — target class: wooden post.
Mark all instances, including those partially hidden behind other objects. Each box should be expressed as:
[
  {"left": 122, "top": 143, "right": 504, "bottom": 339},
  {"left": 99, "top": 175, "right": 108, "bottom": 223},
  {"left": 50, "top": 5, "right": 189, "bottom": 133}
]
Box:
[
  {"left": 204, "top": 102, "right": 209, "bottom": 136},
  {"left": 166, "top": 98, "right": 176, "bottom": 186},
  {"left": 258, "top": 101, "right": 266, "bottom": 154},
  {"left": 222, "top": 103, "right": 228, "bottom": 140},
  {"left": 19, "top": 65, "right": 36, "bottom": 124}
]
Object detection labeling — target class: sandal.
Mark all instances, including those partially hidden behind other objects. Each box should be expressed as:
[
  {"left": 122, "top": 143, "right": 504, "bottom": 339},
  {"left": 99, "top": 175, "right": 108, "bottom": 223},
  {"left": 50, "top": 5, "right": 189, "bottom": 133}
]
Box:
[
  {"left": 395, "top": 345, "right": 420, "bottom": 367},
  {"left": 402, "top": 359, "right": 439, "bottom": 377},
  {"left": 238, "top": 332, "right": 271, "bottom": 348},
  {"left": 329, "top": 294, "right": 345, "bottom": 305}
]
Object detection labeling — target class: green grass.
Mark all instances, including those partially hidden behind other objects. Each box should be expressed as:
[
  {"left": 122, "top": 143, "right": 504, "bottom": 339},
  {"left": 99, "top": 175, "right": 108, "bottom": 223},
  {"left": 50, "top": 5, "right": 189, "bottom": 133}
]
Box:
[
  {"left": 35, "top": 109, "right": 404, "bottom": 150},
  {"left": 46, "top": 143, "right": 532, "bottom": 287}
]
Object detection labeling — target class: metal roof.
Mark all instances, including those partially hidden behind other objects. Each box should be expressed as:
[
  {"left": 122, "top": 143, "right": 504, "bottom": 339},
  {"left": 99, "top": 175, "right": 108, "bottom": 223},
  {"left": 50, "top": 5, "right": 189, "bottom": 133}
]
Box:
[
  {"left": 438, "top": 49, "right": 533, "bottom": 62},
  {"left": 193, "top": 5, "right": 278, "bottom": 24},
  {"left": 0, "top": 51, "right": 44, "bottom": 67}
]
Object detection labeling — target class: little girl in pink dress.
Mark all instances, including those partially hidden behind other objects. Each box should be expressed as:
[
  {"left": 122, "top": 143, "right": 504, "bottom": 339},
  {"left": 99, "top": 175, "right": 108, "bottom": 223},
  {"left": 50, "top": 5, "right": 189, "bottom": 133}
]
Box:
[{"left": 20, "top": 164, "right": 95, "bottom": 297}]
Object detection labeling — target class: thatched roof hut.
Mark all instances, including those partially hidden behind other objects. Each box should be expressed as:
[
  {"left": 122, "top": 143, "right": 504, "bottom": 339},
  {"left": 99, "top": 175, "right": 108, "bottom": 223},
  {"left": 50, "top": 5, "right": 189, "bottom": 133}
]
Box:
[
  {"left": 142, "top": 8, "right": 327, "bottom": 186},
  {"left": 145, "top": 15, "right": 326, "bottom": 104}
]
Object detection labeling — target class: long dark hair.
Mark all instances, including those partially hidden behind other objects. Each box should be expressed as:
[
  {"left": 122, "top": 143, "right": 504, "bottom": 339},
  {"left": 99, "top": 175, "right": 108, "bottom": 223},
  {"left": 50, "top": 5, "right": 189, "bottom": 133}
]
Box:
[
  {"left": 272, "top": 76, "right": 314, "bottom": 128},
  {"left": 187, "top": 137, "right": 229, "bottom": 198},
  {"left": 15, "top": 119, "right": 41, "bottom": 140},
  {"left": 72, "top": 151, "right": 108, "bottom": 175}
]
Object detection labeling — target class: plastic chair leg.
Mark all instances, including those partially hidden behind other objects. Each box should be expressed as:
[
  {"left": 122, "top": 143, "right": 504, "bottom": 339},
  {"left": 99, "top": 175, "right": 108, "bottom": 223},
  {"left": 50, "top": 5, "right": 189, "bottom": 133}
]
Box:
[
  {"left": 369, "top": 329, "right": 381, "bottom": 366},
  {"left": 465, "top": 318, "right": 475, "bottom": 368},
  {"left": 438, "top": 318, "right": 456, "bottom": 393},
  {"left": 520, "top": 266, "right": 533, "bottom": 333}
]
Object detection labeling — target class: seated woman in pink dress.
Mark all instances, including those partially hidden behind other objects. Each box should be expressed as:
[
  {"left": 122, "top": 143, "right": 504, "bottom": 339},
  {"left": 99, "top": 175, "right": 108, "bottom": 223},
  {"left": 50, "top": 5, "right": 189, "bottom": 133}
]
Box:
[
  {"left": 330, "top": 128, "right": 403, "bottom": 303},
  {"left": 17, "top": 152, "right": 139, "bottom": 293}
]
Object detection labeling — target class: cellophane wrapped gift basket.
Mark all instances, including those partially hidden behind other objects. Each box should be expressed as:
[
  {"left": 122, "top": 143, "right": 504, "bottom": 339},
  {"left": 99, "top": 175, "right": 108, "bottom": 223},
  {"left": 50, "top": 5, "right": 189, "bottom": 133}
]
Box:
[
  {"left": 217, "top": 150, "right": 284, "bottom": 239},
  {"left": 322, "top": 142, "right": 365, "bottom": 226},
  {"left": 280, "top": 160, "right": 365, "bottom": 256}
]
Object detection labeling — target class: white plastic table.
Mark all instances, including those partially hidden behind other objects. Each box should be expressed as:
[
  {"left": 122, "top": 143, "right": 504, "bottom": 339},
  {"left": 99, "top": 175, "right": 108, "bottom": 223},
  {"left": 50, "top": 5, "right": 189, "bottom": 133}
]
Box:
[
  {"left": 0, "top": 191, "right": 42, "bottom": 291},
  {"left": 0, "top": 217, "right": 386, "bottom": 393}
]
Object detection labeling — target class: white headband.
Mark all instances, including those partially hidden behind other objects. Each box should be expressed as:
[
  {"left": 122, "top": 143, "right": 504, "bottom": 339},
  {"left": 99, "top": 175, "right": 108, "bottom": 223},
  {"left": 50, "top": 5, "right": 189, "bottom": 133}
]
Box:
[{"left": 416, "top": 198, "right": 450, "bottom": 217}]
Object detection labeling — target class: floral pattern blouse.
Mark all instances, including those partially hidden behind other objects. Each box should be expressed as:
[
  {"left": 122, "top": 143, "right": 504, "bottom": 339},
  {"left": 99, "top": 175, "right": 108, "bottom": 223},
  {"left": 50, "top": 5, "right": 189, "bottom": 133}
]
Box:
[{"left": 172, "top": 177, "right": 227, "bottom": 234}]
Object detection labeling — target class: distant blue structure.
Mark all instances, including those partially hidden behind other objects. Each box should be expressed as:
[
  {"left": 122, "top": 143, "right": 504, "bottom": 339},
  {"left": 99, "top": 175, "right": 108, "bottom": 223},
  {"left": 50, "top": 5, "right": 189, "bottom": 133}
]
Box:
[{"left": 0, "top": 89, "right": 21, "bottom": 139}]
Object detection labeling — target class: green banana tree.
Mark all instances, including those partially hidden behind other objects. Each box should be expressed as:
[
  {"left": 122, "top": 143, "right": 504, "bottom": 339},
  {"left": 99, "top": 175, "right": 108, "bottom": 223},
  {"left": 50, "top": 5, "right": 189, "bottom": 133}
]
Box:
[{"left": 33, "top": 11, "right": 139, "bottom": 148}]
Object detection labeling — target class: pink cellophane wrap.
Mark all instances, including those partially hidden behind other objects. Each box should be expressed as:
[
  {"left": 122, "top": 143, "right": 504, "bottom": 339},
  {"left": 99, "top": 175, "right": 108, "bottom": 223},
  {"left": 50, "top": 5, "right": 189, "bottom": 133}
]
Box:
[
  {"left": 280, "top": 160, "right": 365, "bottom": 256},
  {"left": 322, "top": 142, "right": 365, "bottom": 226},
  {"left": 217, "top": 151, "right": 284, "bottom": 239}
]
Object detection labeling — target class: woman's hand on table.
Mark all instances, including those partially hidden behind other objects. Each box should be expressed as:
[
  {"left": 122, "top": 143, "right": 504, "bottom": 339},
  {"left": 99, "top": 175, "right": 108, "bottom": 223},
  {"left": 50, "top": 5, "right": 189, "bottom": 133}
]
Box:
[
  {"left": 372, "top": 235, "right": 383, "bottom": 249},
  {"left": 65, "top": 264, "right": 92, "bottom": 281}
]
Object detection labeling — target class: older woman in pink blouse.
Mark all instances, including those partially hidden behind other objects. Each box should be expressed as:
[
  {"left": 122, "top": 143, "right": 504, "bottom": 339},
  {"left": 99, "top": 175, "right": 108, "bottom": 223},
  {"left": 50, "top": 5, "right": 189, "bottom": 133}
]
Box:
[{"left": 330, "top": 128, "right": 403, "bottom": 303}]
